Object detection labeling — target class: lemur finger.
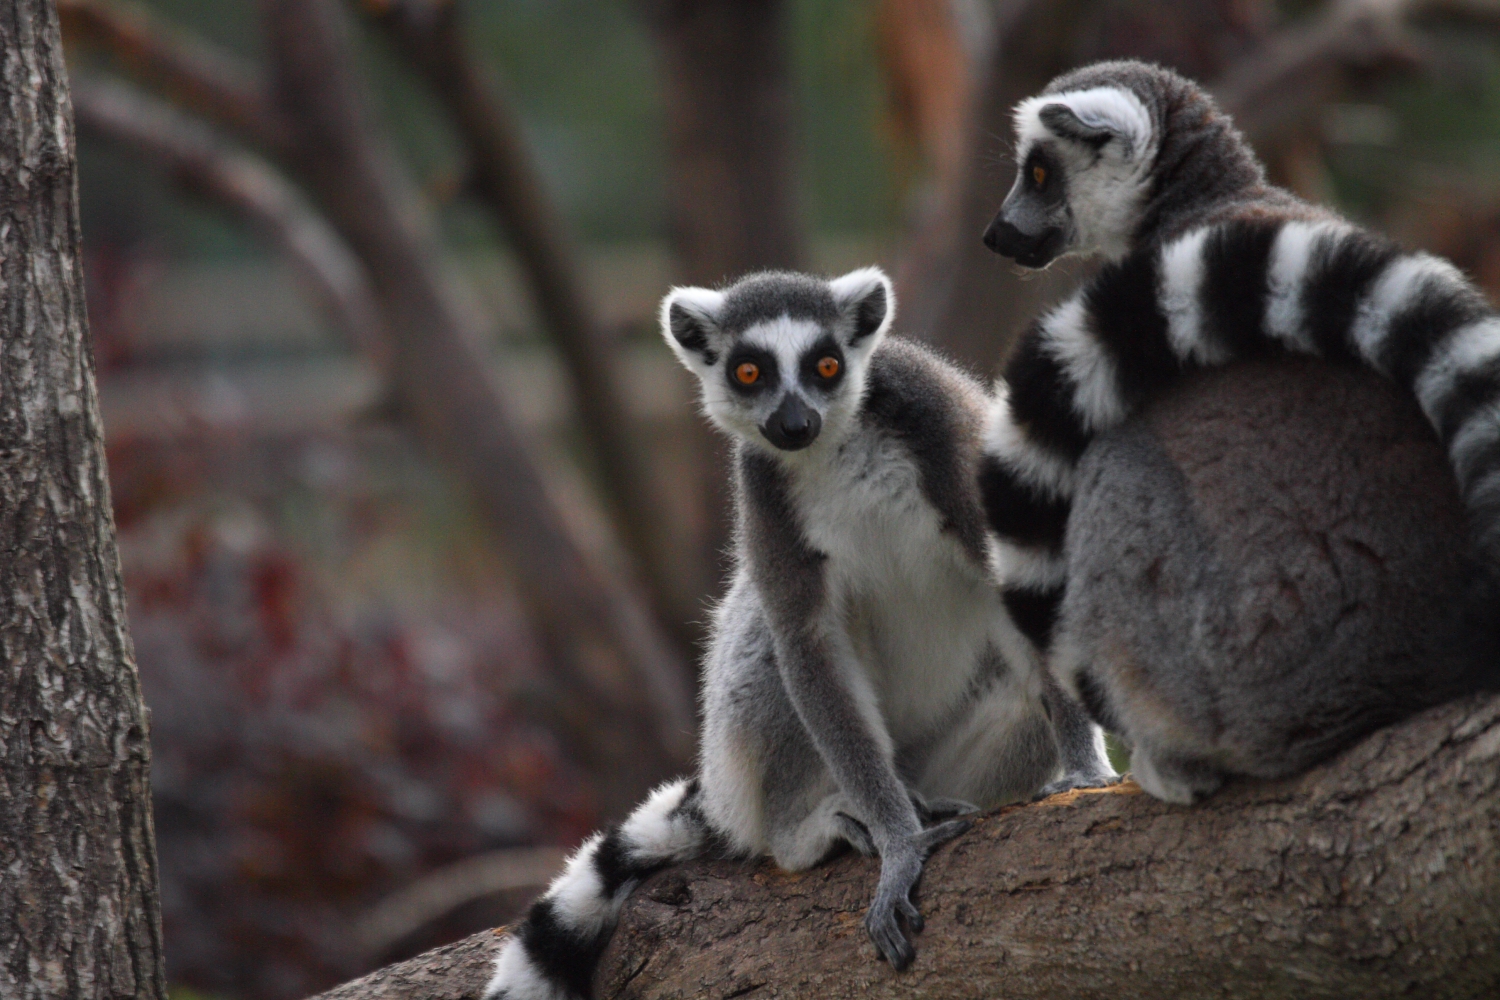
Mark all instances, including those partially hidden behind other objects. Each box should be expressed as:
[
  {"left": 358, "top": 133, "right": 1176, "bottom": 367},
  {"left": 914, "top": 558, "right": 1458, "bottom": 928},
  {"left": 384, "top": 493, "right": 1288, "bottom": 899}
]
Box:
[
  {"left": 911, "top": 817, "right": 971, "bottom": 857},
  {"left": 864, "top": 904, "right": 916, "bottom": 970},
  {"left": 915, "top": 795, "right": 980, "bottom": 822},
  {"left": 897, "top": 896, "right": 924, "bottom": 934},
  {"left": 833, "top": 811, "right": 877, "bottom": 857}
]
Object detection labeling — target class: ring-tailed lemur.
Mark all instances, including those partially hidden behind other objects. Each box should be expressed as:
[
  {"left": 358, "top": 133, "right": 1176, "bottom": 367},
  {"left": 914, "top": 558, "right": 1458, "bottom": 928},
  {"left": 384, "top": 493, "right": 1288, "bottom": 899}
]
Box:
[
  {"left": 483, "top": 268, "right": 1115, "bottom": 1000},
  {"left": 977, "top": 59, "right": 1500, "bottom": 802}
]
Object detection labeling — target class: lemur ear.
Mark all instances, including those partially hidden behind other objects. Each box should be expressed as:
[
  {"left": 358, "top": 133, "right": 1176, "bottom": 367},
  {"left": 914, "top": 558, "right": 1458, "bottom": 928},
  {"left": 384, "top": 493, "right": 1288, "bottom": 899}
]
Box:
[
  {"left": 828, "top": 266, "right": 895, "bottom": 349},
  {"left": 659, "top": 286, "right": 726, "bottom": 371},
  {"left": 1040, "top": 104, "right": 1116, "bottom": 151},
  {"left": 1033, "top": 88, "right": 1151, "bottom": 159}
]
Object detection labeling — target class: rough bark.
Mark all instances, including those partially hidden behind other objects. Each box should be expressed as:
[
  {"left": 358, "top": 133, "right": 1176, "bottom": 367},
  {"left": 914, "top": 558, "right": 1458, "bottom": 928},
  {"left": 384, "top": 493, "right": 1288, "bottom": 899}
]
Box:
[
  {"left": 0, "top": 3, "right": 166, "bottom": 998},
  {"left": 256, "top": 0, "right": 695, "bottom": 813},
  {"left": 302, "top": 691, "right": 1500, "bottom": 1000},
  {"left": 366, "top": 0, "right": 686, "bottom": 651}
]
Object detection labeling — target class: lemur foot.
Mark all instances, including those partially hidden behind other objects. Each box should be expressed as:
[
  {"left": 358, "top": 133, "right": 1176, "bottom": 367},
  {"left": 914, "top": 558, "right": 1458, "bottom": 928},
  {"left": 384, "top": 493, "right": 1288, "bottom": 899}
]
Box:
[
  {"left": 864, "top": 818, "right": 971, "bottom": 970},
  {"left": 1033, "top": 769, "right": 1121, "bottom": 801},
  {"left": 909, "top": 790, "right": 980, "bottom": 823}
]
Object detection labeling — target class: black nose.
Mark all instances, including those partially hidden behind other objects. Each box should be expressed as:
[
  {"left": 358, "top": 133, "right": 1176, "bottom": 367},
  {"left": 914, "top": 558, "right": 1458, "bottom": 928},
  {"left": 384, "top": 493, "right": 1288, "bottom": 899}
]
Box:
[
  {"left": 982, "top": 212, "right": 1064, "bottom": 268},
  {"left": 761, "top": 395, "right": 822, "bottom": 451}
]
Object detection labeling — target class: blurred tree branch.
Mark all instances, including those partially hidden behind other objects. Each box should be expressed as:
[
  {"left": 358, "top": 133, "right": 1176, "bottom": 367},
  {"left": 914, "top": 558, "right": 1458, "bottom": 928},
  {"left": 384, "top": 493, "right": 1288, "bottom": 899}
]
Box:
[
  {"left": 57, "top": 0, "right": 292, "bottom": 156},
  {"left": 71, "top": 73, "right": 390, "bottom": 369},
  {"left": 362, "top": 0, "right": 687, "bottom": 653},
  {"left": 303, "top": 693, "right": 1500, "bottom": 999}
]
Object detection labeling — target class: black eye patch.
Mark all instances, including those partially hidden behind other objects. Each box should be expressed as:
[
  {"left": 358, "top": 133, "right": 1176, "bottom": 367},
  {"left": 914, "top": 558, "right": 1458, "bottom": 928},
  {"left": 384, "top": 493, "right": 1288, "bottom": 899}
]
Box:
[
  {"left": 1024, "top": 148, "right": 1066, "bottom": 205},
  {"left": 799, "top": 336, "right": 845, "bottom": 391},
  {"left": 724, "top": 347, "right": 778, "bottom": 395}
]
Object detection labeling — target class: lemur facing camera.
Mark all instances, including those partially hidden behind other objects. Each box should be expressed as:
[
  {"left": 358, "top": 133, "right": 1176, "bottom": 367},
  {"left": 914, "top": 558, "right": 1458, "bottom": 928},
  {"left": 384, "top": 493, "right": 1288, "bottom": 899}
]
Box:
[
  {"left": 978, "top": 58, "right": 1500, "bottom": 803},
  {"left": 483, "top": 268, "right": 1114, "bottom": 1000}
]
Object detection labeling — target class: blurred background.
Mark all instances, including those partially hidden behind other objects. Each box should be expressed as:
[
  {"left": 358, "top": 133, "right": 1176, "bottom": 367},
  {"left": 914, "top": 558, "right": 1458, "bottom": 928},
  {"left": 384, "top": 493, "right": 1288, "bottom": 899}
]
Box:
[{"left": 55, "top": 0, "right": 1500, "bottom": 996}]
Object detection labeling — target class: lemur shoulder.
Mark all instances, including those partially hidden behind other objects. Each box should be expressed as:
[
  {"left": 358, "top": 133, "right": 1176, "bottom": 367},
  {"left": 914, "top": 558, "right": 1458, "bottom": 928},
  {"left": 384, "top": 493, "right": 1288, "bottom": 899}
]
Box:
[
  {"left": 979, "top": 59, "right": 1500, "bottom": 803},
  {"left": 483, "top": 268, "right": 1114, "bottom": 1000}
]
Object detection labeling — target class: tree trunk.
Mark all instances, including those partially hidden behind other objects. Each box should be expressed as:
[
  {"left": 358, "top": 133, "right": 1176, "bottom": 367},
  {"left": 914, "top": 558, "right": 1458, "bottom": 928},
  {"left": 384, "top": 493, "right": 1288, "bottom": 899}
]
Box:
[
  {"left": 302, "top": 691, "right": 1500, "bottom": 1000},
  {"left": 0, "top": 3, "right": 166, "bottom": 998}
]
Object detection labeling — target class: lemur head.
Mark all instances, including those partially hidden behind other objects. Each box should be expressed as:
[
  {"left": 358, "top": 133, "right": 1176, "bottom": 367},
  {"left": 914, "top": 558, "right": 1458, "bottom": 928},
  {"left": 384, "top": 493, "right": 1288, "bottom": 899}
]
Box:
[
  {"left": 984, "top": 60, "right": 1261, "bottom": 268},
  {"left": 660, "top": 268, "right": 894, "bottom": 457}
]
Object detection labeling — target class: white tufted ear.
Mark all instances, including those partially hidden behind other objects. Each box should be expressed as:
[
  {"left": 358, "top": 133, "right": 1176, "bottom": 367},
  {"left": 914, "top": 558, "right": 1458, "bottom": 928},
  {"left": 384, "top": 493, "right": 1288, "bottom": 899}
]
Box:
[
  {"left": 659, "top": 286, "right": 727, "bottom": 374},
  {"left": 828, "top": 266, "right": 895, "bottom": 353},
  {"left": 1014, "top": 86, "right": 1153, "bottom": 160}
]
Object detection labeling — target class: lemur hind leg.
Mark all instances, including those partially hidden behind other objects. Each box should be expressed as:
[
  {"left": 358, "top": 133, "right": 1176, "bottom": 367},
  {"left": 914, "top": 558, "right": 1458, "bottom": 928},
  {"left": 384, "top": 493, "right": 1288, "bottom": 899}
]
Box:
[{"left": 1034, "top": 666, "right": 1119, "bottom": 799}]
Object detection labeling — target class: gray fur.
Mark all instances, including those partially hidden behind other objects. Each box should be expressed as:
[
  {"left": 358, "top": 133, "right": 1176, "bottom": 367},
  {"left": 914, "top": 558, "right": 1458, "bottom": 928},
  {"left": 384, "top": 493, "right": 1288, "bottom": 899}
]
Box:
[{"left": 485, "top": 268, "right": 1115, "bottom": 1000}]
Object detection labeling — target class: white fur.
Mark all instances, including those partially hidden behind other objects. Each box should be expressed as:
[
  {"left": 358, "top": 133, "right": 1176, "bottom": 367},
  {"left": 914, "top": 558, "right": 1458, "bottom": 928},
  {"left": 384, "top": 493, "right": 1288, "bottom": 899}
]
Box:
[
  {"left": 1414, "top": 316, "right": 1500, "bottom": 427},
  {"left": 1351, "top": 253, "right": 1470, "bottom": 374},
  {"left": 1041, "top": 296, "right": 1127, "bottom": 430},
  {"left": 619, "top": 779, "right": 700, "bottom": 863},
  {"left": 1265, "top": 221, "right": 1348, "bottom": 353},
  {"left": 1157, "top": 228, "right": 1221, "bottom": 363},
  {"left": 485, "top": 937, "right": 571, "bottom": 1000},
  {"left": 658, "top": 285, "right": 725, "bottom": 375},
  {"left": 983, "top": 385, "right": 1078, "bottom": 499},
  {"left": 544, "top": 833, "right": 614, "bottom": 936},
  {"left": 1127, "top": 747, "right": 1196, "bottom": 806},
  {"left": 987, "top": 536, "right": 1067, "bottom": 591},
  {"left": 1013, "top": 86, "right": 1157, "bottom": 261}
]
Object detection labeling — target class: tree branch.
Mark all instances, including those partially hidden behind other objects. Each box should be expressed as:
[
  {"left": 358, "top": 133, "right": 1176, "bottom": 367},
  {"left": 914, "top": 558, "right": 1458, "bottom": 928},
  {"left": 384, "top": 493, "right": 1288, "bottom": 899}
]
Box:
[
  {"left": 70, "top": 74, "right": 389, "bottom": 369},
  {"left": 57, "top": 0, "right": 292, "bottom": 157},
  {"left": 304, "top": 692, "right": 1500, "bottom": 999},
  {"left": 364, "top": 0, "right": 683, "bottom": 651}
]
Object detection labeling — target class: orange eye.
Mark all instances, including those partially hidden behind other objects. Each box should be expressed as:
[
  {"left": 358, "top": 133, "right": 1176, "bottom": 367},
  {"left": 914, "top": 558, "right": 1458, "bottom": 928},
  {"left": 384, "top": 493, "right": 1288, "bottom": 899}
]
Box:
[
  {"left": 1032, "top": 164, "right": 1047, "bottom": 186},
  {"left": 816, "top": 356, "right": 840, "bottom": 379},
  {"left": 735, "top": 361, "right": 760, "bottom": 385}
]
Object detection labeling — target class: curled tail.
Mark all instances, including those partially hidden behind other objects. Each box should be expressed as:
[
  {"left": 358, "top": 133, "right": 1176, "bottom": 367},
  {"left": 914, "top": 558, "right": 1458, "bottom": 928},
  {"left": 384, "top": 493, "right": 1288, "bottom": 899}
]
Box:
[
  {"left": 484, "top": 778, "right": 710, "bottom": 1000},
  {"left": 980, "top": 216, "right": 1500, "bottom": 651}
]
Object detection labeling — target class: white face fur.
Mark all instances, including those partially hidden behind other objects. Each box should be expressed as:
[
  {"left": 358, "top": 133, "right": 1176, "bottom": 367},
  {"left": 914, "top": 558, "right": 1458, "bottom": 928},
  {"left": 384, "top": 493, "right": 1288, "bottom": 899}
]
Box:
[
  {"left": 994, "top": 86, "right": 1157, "bottom": 265},
  {"left": 659, "top": 268, "right": 895, "bottom": 460}
]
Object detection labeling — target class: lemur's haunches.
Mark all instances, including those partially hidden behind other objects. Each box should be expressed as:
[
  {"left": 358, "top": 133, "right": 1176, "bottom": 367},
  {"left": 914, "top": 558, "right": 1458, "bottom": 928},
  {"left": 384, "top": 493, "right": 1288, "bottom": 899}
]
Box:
[
  {"left": 483, "top": 268, "right": 1114, "bottom": 1000},
  {"left": 978, "top": 59, "right": 1500, "bottom": 803}
]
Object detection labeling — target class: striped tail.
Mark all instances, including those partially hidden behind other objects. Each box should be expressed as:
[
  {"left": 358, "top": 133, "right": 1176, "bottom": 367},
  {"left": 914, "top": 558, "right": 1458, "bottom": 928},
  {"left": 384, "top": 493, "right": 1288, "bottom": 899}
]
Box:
[
  {"left": 483, "top": 778, "right": 710, "bottom": 1000},
  {"left": 981, "top": 216, "right": 1500, "bottom": 648}
]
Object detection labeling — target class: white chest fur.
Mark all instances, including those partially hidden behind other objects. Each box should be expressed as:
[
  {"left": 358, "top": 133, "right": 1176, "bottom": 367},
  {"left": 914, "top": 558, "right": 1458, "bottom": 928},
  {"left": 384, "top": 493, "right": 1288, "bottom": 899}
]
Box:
[{"left": 786, "top": 428, "right": 1017, "bottom": 742}]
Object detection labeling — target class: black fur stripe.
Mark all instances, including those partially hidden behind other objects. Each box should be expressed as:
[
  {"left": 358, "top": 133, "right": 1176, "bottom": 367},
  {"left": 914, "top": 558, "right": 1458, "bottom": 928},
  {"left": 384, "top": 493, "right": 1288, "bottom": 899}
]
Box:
[
  {"left": 1083, "top": 250, "right": 1181, "bottom": 406},
  {"left": 1432, "top": 356, "right": 1500, "bottom": 446},
  {"left": 1004, "top": 320, "right": 1094, "bottom": 463},
  {"left": 1003, "top": 585, "right": 1064, "bottom": 650},
  {"left": 1198, "top": 219, "right": 1283, "bottom": 360},
  {"left": 978, "top": 453, "right": 1069, "bottom": 550},
  {"left": 518, "top": 897, "right": 604, "bottom": 999},
  {"left": 1300, "top": 230, "right": 1402, "bottom": 362},
  {"left": 1378, "top": 282, "right": 1493, "bottom": 389},
  {"left": 593, "top": 826, "right": 668, "bottom": 897}
]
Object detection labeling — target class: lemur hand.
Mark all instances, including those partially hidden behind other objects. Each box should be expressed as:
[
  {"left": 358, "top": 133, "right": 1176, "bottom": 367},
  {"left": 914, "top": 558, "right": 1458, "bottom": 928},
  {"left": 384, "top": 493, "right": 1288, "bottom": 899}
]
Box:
[
  {"left": 1033, "top": 768, "right": 1120, "bottom": 801},
  {"left": 863, "top": 818, "right": 970, "bottom": 970}
]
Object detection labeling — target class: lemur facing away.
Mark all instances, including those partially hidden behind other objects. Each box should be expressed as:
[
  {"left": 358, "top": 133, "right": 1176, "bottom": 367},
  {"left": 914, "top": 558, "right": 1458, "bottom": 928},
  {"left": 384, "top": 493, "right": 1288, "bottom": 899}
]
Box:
[
  {"left": 483, "top": 268, "right": 1115, "bottom": 1000},
  {"left": 977, "top": 59, "right": 1500, "bottom": 803}
]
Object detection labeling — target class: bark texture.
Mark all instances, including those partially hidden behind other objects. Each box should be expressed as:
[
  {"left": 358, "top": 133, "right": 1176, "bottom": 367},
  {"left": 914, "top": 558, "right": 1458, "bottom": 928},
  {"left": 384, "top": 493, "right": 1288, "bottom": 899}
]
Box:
[
  {"left": 305, "top": 691, "right": 1500, "bottom": 1000},
  {"left": 0, "top": 3, "right": 166, "bottom": 998}
]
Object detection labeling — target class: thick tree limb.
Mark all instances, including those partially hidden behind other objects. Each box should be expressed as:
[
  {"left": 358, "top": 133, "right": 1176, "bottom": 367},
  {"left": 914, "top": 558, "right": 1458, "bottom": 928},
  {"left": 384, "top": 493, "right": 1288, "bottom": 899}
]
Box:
[
  {"left": 71, "top": 74, "right": 389, "bottom": 368},
  {"left": 257, "top": 0, "right": 694, "bottom": 811},
  {"left": 365, "top": 0, "right": 684, "bottom": 649},
  {"left": 305, "top": 692, "right": 1500, "bottom": 999},
  {"left": 57, "top": 0, "right": 292, "bottom": 156}
]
